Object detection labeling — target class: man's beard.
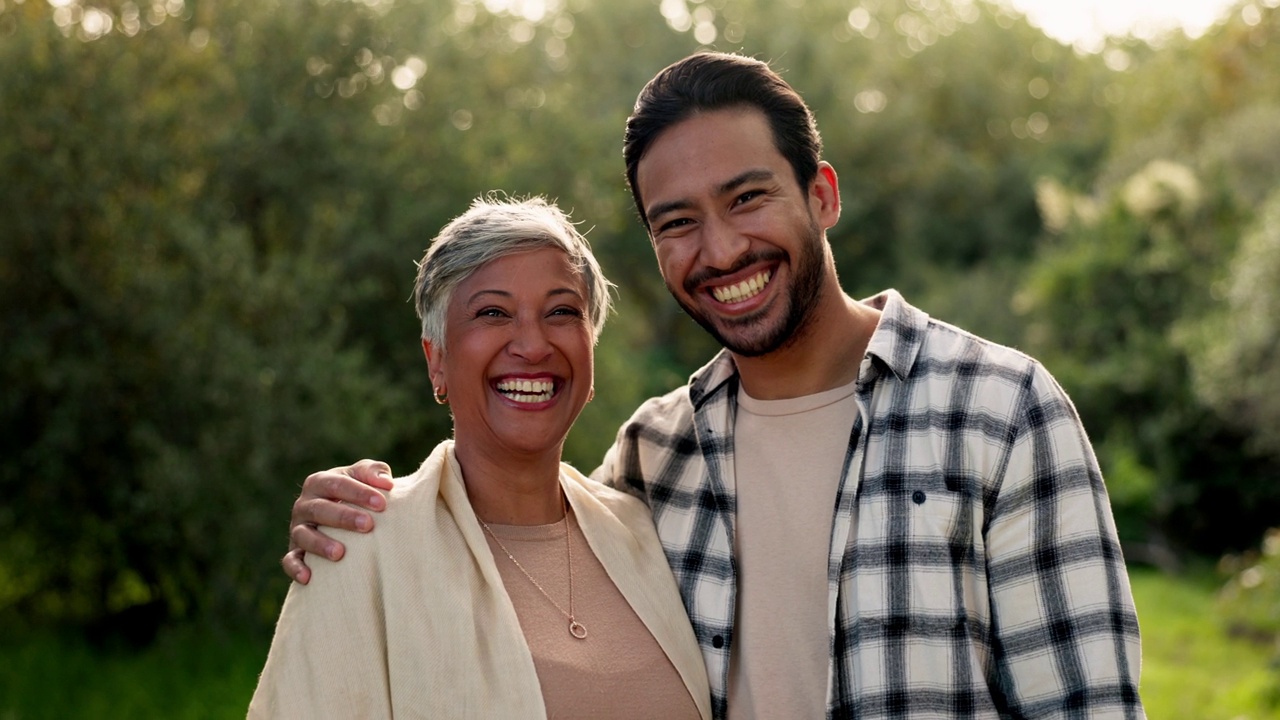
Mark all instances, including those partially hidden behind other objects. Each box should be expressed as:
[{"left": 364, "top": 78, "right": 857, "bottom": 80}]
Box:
[{"left": 673, "top": 219, "right": 826, "bottom": 358}]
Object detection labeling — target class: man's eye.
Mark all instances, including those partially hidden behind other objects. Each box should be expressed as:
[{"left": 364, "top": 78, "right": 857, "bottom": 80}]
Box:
[
  {"left": 659, "top": 217, "right": 692, "bottom": 233},
  {"left": 735, "top": 190, "right": 763, "bottom": 206}
]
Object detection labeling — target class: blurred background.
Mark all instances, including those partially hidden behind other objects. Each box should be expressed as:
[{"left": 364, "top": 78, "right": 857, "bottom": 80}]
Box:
[{"left": 2, "top": 0, "right": 1279, "bottom": 716}]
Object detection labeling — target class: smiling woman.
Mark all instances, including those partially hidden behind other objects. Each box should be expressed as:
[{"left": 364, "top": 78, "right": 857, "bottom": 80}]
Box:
[{"left": 249, "top": 196, "right": 710, "bottom": 720}]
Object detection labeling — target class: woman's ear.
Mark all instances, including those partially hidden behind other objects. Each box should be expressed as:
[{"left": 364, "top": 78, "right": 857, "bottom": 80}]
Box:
[{"left": 422, "top": 339, "right": 443, "bottom": 386}]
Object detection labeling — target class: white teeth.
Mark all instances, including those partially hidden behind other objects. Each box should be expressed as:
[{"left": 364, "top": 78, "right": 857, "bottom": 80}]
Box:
[
  {"left": 496, "top": 379, "right": 554, "bottom": 403},
  {"left": 711, "top": 270, "right": 771, "bottom": 303}
]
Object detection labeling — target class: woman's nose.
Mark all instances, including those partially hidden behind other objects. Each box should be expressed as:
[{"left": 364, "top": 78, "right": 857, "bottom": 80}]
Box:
[{"left": 508, "top": 319, "right": 553, "bottom": 362}]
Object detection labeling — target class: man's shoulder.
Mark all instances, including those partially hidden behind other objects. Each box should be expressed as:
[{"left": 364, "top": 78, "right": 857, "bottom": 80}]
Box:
[
  {"left": 870, "top": 288, "right": 1041, "bottom": 376},
  {"left": 871, "top": 291, "right": 1066, "bottom": 419},
  {"left": 592, "top": 381, "right": 706, "bottom": 494},
  {"left": 919, "top": 316, "right": 1039, "bottom": 372},
  {"left": 562, "top": 463, "right": 651, "bottom": 520},
  {"left": 620, "top": 382, "right": 698, "bottom": 436}
]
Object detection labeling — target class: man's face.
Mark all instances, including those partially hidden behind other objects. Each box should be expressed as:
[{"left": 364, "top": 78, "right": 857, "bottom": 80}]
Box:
[{"left": 634, "top": 107, "right": 839, "bottom": 357}]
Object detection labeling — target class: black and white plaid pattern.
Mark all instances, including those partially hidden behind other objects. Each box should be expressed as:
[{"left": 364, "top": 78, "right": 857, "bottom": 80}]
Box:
[{"left": 595, "top": 290, "right": 1143, "bottom": 719}]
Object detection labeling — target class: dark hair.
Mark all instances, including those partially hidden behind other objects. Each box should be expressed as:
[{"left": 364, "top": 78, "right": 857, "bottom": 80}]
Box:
[{"left": 623, "top": 52, "right": 823, "bottom": 227}]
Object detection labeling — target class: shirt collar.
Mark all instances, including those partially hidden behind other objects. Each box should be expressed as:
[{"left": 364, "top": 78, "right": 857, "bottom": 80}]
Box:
[{"left": 859, "top": 288, "right": 928, "bottom": 384}]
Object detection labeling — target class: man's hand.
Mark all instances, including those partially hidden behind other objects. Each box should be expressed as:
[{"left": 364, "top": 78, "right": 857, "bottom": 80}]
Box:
[{"left": 282, "top": 459, "right": 395, "bottom": 584}]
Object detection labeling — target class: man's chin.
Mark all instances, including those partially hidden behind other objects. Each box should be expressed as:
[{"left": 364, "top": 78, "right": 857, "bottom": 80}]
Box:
[
  {"left": 679, "top": 299, "right": 790, "bottom": 357},
  {"left": 704, "top": 320, "right": 790, "bottom": 358}
]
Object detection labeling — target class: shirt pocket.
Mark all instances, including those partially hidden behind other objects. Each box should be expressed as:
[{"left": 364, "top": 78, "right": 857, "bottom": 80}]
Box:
[{"left": 905, "top": 471, "right": 969, "bottom": 543}]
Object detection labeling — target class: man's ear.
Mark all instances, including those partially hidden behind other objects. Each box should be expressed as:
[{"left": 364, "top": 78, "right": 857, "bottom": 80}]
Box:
[{"left": 810, "top": 161, "right": 841, "bottom": 229}]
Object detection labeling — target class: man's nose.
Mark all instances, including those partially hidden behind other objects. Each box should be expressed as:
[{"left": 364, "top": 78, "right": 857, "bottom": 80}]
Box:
[{"left": 699, "top": 215, "right": 750, "bottom": 270}]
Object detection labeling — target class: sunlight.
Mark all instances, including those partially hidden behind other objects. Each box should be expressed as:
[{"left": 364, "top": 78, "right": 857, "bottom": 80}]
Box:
[
  {"left": 481, "top": 0, "right": 555, "bottom": 24},
  {"left": 1004, "top": 0, "right": 1277, "bottom": 51}
]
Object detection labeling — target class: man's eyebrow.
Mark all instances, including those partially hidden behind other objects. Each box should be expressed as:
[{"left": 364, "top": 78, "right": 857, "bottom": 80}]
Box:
[
  {"left": 716, "top": 168, "right": 775, "bottom": 196},
  {"left": 646, "top": 197, "right": 694, "bottom": 223},
  {"left": 646, "top": 168, "right": 778, "bottom": 222}
]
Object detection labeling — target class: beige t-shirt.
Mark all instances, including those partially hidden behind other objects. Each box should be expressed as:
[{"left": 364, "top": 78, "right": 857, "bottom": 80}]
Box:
[
  {"left": 485, "top": 509, "right": 702, "bottom": 720},
  {"left": 727, "top": 379, "right": 860, "bottom": 719}
]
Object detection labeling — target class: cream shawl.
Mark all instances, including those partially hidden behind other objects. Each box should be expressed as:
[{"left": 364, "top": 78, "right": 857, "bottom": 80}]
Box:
[{"left": 249, "top": 440, "right": 711, "bottom": 719}]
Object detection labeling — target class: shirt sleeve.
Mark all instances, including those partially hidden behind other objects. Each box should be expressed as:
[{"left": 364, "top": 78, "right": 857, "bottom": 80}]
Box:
[
  {"left": 984, "top": 363, "right": 1144, "bottom": 717},
  {"left": 592, "top": 412, "right": 654, "bottom": 501}
]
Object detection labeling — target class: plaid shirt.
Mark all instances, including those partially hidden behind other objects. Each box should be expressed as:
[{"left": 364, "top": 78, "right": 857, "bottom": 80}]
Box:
[{"left": 594, "top": 290, "right": 1143, "bottom": 719}]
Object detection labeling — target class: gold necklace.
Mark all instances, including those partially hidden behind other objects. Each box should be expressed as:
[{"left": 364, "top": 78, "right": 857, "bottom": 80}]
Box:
[{"left": 479, "top": 493, "right": 587, "bottom": 640}]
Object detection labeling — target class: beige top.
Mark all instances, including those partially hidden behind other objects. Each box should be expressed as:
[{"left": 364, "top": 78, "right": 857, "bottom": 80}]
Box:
[
  {"left": 483, "top": 512, "right": 701, "bottom": 719},
  {"left": 249, "top": 440, "right": 711, "bottom": 720},
  {"left": 727, "top": 379, "right": 860, "bottom": 719}
]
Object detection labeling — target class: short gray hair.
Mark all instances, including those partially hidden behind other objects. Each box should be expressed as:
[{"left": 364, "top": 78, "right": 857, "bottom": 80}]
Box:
[{"left": 413, "top": 195, "right": 614, "bottom": 348}]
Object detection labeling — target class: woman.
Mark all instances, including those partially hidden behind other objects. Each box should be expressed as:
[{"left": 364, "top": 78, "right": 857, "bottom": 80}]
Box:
[{"left": 249, "top": 196, "right": 710, "bottom": 719}]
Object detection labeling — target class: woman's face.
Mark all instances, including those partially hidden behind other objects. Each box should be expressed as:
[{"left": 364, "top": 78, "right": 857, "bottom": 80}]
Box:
[{"left": 425, "top": 247, "right": 595, "bottom": 461}]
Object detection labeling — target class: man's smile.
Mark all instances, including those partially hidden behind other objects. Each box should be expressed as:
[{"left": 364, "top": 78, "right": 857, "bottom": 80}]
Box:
[{"left": 710, "top": 269, "right": 772, "bottom": 304}]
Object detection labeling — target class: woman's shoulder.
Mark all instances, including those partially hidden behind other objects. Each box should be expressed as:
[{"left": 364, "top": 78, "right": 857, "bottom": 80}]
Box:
[{"left": 324, "top": 446, "right": 448, "bottom": 553}]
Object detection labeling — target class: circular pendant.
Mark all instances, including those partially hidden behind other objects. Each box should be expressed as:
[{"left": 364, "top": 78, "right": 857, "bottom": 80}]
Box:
[{"left": 569, "top": 620, "right": 588, "bottom": 639}]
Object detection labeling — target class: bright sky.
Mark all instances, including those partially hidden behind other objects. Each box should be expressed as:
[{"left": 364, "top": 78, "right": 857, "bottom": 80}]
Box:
[{"left": 1006, "top": 0, "right": 1242, "bottom": 50}]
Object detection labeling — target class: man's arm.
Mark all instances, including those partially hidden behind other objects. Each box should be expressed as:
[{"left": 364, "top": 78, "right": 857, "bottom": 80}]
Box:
[
  {"left": 985, "top": 365, "right": 1143, "bottom": 716},
  {"left": 282, "top": 459, "right": 395, "bottom": 583}
]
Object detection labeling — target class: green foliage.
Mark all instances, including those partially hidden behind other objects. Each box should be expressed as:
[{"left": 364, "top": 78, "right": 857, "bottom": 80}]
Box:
[
  {"left": 3, "top": 0, "right": 1280, "bottom": 632},
  {"left": 0, "top": 0, "right": 417, "bottom": 631},
  {"left": 1013, "top": 22, "right": 1280, "bottom": 553},
  {"left": 1183, "top": 187, "right": 1280, "bottom": 457}
]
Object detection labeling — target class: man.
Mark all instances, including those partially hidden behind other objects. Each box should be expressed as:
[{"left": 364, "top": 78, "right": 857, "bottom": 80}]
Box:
[{"left": 283, "top": 52, "right": 1144, "bottom": 718}]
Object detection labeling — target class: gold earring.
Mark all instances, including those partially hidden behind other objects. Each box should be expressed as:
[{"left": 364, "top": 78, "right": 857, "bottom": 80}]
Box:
[{"left": 433, "top": 386, "right": 448, "bottom": 405}]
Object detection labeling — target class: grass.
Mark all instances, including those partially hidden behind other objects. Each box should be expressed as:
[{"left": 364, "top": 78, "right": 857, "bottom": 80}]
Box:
[
  {"left": 0, "top": 566, "right": 1276, "bottom": 718},
  {"left": 0, "top": 624, "right": 268, "bottom": 720},
  {"left": 1131, "top": 565, "right": 1280, "bottom": 719}
]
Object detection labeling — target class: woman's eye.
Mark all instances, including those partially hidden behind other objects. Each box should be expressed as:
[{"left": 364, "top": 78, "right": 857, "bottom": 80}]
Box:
[
  {"left": 477, "top": 307, "right": 507, "bottom": 318},
  {"left": 550, "top": 306, "right": 583, "bottom": 317}
]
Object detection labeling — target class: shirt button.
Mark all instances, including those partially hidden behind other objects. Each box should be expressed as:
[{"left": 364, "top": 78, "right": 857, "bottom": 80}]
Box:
[
  {"left": 712, "top": 635, "right": 725, "bottom": 649},
  {"left": 912, "top": 490, "right": 926, "bottom": 505}
]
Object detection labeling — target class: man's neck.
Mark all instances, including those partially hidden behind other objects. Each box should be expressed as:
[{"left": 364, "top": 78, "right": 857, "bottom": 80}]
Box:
[{"left": 731, "top": 293, "right": 881, "bottom": 401}]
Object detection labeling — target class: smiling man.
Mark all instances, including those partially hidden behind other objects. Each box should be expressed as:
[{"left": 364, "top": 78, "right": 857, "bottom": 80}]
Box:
[{"left": 283, "top": 53, "right": 1145, "bottom": 719}]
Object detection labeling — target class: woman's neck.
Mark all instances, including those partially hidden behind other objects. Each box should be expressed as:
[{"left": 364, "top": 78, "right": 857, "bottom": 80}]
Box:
[{"left": 452, "top": 441, "right": 565, "bottom": 525}]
